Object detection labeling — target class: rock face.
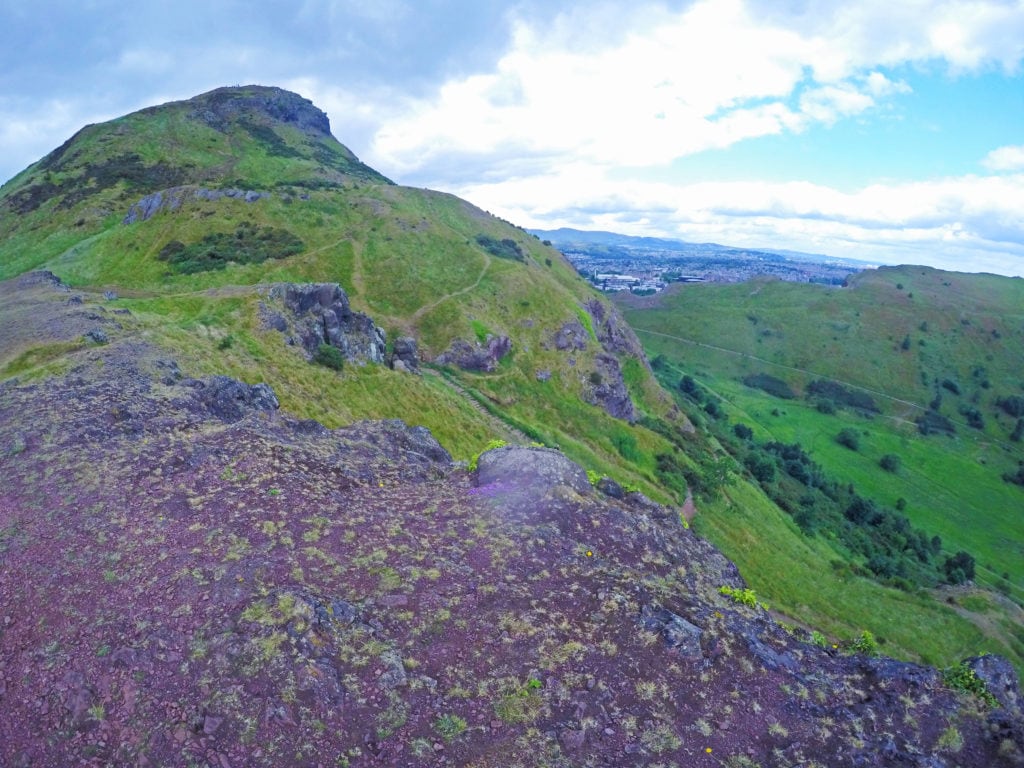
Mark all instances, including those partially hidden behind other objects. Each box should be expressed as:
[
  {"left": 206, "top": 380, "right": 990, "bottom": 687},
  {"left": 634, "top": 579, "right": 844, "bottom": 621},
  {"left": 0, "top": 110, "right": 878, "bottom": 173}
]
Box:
[
  {"left": 123, "top": 186, "right": 269, "bottom": 224},
  {"left": 263, "top": 283, "right": 386, "bottom": 365},
  {"left": 435, "top": 335, "right": 512, "bottom": 372},
  {"left": 585, "top": 297, "right": 647, "bottom": 360},
  {"left": 187, "top": 85, "right": 332, "bottom": 137},
  {"left": 585, "top": 352, "right": 636, "bottom": 423},
  {"left": 388, "top": 336, "right": 421, "bottom": 373}
]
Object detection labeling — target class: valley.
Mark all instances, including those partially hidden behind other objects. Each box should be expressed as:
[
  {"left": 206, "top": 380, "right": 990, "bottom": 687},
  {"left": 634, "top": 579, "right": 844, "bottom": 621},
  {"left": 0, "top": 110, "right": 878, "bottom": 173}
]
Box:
[{"left": 617, "top": 268, "right": 1024, "bottom": 673}]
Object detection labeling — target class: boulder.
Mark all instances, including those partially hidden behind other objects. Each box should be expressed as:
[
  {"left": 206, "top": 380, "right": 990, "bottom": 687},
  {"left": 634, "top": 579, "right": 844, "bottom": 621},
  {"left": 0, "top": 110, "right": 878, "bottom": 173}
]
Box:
[
  {"left": 388, "top": 336, "right": 420, "bottom": 373},
  {"left": 188, "top": 375, "right": 279, "bottom": 422},
  {"left": 475, "top": 446, "right": 591, "bottom": 497},
  {"left": 435, "top": 335, "right": 512, "bottom": 373}
]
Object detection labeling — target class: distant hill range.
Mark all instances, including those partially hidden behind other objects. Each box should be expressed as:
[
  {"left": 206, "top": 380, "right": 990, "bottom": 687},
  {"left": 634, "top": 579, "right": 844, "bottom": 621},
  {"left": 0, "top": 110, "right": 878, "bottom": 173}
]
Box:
[{"left": 530, "top": 227, "right": 874, "bottom": 285}]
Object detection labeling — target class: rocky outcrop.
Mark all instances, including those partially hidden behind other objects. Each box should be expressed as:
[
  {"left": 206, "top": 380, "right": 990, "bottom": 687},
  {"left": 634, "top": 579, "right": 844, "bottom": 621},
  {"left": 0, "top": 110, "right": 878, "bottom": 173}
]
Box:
[
  {"left": 387, "top": 336, "right": 420, "bottom": 373},
  {"left": 435, "top": 335, "right": 512, "bottom": 372},
  {"left": 585, "top": 352, "right": 636, "bottom": 423},
  {"left": 16, "top": 270, "right": 69, "bottom": 290},
  {"left": 1, "top": 274, "right": 1021, "bottom": 768},
  {"left": 551, "top": 320, "right": 589, "bottom": 351},
  {"left": 262, "top": 283, "right": 386, "bottom": 365},
  {"left": 585, "top": 297, "right": 647, "bottom": 360},
  {"left": 123, "top": 186, "right": 270, "bottom": 224},
  {"left": 186, "top": 375, "right": 279, "bottom": 422},
  {"left": 188, "top": 85, "right": 332, "bottom": 137}
]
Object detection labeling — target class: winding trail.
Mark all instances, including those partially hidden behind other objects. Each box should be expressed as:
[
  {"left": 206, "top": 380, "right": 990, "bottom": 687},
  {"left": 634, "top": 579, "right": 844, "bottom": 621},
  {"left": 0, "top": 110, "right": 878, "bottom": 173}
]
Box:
[{"left": 409, "top": 252, "right": 492, "bottom": 323}]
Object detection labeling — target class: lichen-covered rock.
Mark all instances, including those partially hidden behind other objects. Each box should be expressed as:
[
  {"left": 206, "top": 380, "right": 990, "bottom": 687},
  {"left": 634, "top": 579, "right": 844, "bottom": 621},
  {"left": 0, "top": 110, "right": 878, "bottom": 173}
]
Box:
[
  {"left": 265, "top": 282, "right": 386, "bottom": 365},
  {"left": 475, "top": 445, "right": 591, "bottom": 497}
]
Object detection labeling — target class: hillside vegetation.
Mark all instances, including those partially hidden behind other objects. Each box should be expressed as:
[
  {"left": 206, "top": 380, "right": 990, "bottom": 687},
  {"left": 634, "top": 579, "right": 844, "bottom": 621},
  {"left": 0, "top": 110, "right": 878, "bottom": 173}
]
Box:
[
  {"left": 0, "top": 86, "right": 686, "bottom": 499},
  {"left": 618, "top": 269, "right": 1024, "bottom": 673}
]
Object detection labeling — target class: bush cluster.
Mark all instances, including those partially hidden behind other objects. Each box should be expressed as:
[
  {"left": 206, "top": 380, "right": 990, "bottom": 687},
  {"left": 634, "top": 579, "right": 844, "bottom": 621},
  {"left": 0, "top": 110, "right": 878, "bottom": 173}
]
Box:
[
  {"left": 158, "top": 223, "right": 304, "bottom": 274},
  {"left": 475, "top": 234, "right": 525, "bottom": 262}
]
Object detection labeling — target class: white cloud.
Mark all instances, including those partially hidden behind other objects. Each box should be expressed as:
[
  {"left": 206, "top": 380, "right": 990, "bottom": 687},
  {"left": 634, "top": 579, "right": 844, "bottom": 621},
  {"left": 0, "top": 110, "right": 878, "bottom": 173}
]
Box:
[
  {"left": 983, "top": 144, "right": 1024, "bottom": 171},
  {"left": 369, "top": 0, "right": 1022, "bottom": 179},
  {"left": 449, "top": 168, "right": 1024, "bottom": 275},
  {"left": 360, "top": 0, "right": 1024, "bottom": 275}
]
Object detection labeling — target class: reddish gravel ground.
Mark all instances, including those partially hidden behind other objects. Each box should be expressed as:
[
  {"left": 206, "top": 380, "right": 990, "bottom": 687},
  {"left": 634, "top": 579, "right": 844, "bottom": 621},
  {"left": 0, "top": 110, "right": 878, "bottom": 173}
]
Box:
[{"left": 1, "top": 275, "right": 1021, "bottom": 767}]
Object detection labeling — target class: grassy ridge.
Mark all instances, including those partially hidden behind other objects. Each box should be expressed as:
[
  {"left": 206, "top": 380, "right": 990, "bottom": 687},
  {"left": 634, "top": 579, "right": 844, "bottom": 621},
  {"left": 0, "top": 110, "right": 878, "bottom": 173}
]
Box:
[{"left": 0, "top": 86, "right": 683, "bottom": 505}]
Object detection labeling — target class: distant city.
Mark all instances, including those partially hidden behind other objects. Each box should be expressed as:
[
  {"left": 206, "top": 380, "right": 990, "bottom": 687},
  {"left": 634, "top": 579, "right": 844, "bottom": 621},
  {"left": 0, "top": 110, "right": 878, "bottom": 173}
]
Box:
[{"left": 530, "top": 228, "right": 873, "bottom": 292}]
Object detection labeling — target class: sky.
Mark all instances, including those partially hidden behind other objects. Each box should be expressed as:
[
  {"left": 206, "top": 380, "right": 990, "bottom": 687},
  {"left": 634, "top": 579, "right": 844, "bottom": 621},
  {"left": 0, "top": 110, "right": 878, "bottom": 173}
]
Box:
[{"left": 1, "top": 1, "right": 1023, "bottom": 275}]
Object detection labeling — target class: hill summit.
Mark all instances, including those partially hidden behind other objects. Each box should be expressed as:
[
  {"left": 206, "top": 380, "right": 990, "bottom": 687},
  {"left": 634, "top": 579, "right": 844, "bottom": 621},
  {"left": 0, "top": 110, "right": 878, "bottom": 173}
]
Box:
[{"left": 0, "top": 87, "right": 1022, "bottom": 766}]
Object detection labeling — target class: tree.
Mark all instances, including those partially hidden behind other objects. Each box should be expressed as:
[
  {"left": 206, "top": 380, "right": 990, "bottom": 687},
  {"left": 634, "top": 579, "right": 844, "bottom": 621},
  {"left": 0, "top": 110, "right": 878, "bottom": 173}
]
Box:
[
  {"left": 943, "top": 551, "right": 976, "bottom": 584},
  {"left": 733, "top": 423, "right": 753, "bottom": 440}
]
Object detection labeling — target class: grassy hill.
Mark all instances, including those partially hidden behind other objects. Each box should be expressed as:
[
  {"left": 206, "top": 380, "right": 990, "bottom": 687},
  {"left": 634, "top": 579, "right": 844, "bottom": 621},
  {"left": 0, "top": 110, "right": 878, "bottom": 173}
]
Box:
[
  {"left": 2, "top": 86, "right": 1021, "bottom": 676},
  {"left": 617, "top": 268, "right": 1024, "bottom": 671},
  {"left": 0, "top": 85, "right": 687, "bottom": 498}
]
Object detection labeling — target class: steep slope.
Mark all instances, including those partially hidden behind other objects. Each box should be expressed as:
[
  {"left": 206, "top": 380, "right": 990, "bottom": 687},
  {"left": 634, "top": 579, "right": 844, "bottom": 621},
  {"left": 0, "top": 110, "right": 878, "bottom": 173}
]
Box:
[
  {"left": 0, "top": 85, "right": 683, "bottom": 495},
  {"left": 617, "top": 269, "right": 1024, "bottom": 672},
  {"left": 1, "top": 273, "right": 1021, "bottom": 767}
]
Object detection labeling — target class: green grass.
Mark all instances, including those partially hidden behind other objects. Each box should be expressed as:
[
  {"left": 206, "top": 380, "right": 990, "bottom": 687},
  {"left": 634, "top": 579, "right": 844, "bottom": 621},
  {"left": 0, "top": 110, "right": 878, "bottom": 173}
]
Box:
[
  {"left": 620, "top": 272, "right": 1024, "bottom": 672},
  {"left": 696, "top": 479, "right": 1019, "bottom": 670}
]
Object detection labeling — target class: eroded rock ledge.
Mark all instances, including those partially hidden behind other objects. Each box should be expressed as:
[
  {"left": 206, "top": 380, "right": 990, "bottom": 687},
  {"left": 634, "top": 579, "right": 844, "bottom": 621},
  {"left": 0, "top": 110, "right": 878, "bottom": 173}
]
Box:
[{"left": 260, "top": 282, "right": 388, "bottom": 365}]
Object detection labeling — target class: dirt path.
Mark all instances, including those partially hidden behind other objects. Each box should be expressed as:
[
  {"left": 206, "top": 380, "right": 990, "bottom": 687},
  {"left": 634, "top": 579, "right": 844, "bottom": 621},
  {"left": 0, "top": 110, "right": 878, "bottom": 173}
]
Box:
[{"left": 409, "top": 252, "right": 492, "bottom": 323}]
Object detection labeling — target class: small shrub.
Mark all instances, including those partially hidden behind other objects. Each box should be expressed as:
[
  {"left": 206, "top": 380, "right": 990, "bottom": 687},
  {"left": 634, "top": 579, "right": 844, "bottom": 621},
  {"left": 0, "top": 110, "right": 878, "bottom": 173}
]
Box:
[
  {"left": 942, "top": 662, "right": 997, "bottom": 707},
  {"left": 312, "top": 343, "right": 345, "bottom": 371},
  {"left": 468, "top": 439, "right": 507, "bottom": 472},
  {"left": 849, "top": 630, "right": 879, "bottom": 656},
  {"left": 809, "top": 630, "right": 829, "bottom": 648},
  {"left": 836, "top": 428, "right": 860, "bottom": 451},
  {"left": 475, "top": 234, "right": 524, "bottom": 262},
  {"left": 879, "top": 454, "right": 901, "bottom": 473},
  {"left": 719, "top": 585, "right": 761, "bottom": 609},
  {"left": 742, "top": 373, "right": 796, "bottom": 400}
]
